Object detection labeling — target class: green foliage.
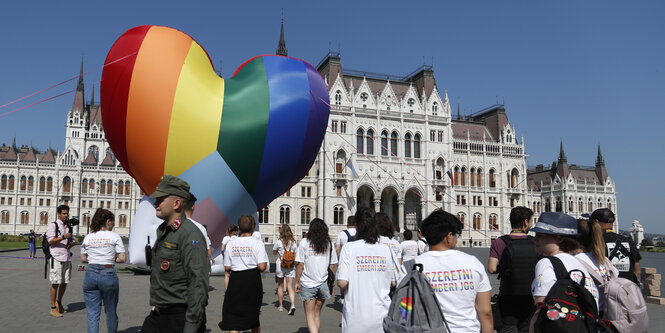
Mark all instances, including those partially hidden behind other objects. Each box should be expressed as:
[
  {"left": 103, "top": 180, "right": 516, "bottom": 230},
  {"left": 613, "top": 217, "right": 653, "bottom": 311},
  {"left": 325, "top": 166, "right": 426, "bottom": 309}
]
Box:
[
  {"left": 641, "top": 238, "right": 654, "bottom": 247},
  {"left": 656, "top": 241, "right": 665, "bottom": 248},
  {"left": 0, "top": 235, "right": 28, "bottom": 242}
]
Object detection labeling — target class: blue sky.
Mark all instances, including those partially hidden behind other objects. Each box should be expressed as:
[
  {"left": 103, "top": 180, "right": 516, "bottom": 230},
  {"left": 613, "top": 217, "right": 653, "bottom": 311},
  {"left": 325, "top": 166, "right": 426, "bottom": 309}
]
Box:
[{"left": 0, "top": 1, "right": 663, "bottom": 233}]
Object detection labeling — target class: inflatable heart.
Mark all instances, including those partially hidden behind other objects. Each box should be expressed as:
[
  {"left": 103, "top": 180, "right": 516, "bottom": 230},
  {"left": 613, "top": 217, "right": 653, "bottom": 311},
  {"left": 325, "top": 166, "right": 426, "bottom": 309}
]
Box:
[{"left": 101, "top": 25, "right": 329, "bottom": 246}]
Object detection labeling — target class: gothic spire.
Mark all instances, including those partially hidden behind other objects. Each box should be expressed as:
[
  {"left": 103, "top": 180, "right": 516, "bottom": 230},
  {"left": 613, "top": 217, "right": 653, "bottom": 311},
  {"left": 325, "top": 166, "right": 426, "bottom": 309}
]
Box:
[
  {"left": 77, "top": 57, "right": 84, "bottom": 91},
  {"left": 556, "top": 141, "right": 569, "bottom": 179},
  {"left": 558, "top": 140, "right": 567, "bottom": 163},
  {"left": 596, "top": 144, "right": 605, "bottom": 166},
  {"left": 90, "top": 83, "right": 95, "bottom": 106},
  {"left": 276, "top": 10, "right": 288, "bottom": 56}
]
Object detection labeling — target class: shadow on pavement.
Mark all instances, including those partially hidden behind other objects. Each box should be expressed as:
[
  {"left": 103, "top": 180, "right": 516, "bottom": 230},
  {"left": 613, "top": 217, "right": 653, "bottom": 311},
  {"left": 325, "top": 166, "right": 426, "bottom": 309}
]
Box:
[
  {"left": 66, "top": 301, "right": 86, "bottom": 313},
  {"left": 117, "top": 326, "right": 142, "bottom": 333}
]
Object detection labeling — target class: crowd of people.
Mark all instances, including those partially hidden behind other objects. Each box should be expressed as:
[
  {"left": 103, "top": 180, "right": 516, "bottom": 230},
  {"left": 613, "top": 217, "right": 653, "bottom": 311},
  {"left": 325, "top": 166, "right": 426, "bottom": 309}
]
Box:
[{"left": 42, "top": 174, "right": 644, "bottom": 333}]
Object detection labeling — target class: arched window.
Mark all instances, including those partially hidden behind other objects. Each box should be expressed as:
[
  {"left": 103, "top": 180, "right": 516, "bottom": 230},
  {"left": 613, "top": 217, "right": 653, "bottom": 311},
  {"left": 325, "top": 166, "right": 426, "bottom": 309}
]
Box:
[
  {"left": 82, "top": 214, "right": 90, "bottom": 227},
  {"left": 435, "top": 158, "right": 445, "bottom": 180},
  {"left": 334, "top": 206, "right": 345, "bottom": 225},
  {"left": 390, "top": 131, "right": 398, "bottom": 156},
  {"left": 63, "top": 177, "right": 71, "bottom": 193},
  {"left": 100, "top": 180, "right": 106, "bottom": 194},
  {"left": 366, "top": 129, "right": 374, "bottom": 155},
  {"left": 457, "top": 212, "right": 465, "bottom": 224},
  {"left": 88, "top": 145, "right": 99, "bottom": 161},
  {"left": 117, "top": 180, "right": 124, "bottom": 195},
  {"left": 106, "top": 180, "right": 113, "bottom": 195},
  {"left": 20, "top": 211, "right": 29, "bottom": 224},
  {"left": 46, "top": 177, "right": 52, "bottom": 192},
  {"left": 356, "top": 129, "right": 364, "bottom": 154},
  {"left": 470, "top": 168, "right": 476, "bottom": 186},
  {"left": 279, "top": 206, "right": 290, "bottom": 224},
  {"left": 414, "top": 134, "right": 421, "bottom": 158},
  {"left": 124, "top": 181, "right": 130, "bottom": 196},
  {"left": 608, "top": 200, "right": 612, "bottom": 211},
  {"left": 454, "top": 167, "right": 460, "bottom": 186},
  {"left": 476, "top": 168, "right": 483, "bottom": 188},
  {"left": 28, "top": 176, "right": 34, "bottom": 191},
  {"left": 20, "top": 176, "right": 26, "bottom": 191},
  {"left": 489, "top": 214, "right": 498, "bottom": 231},
  {"left": 39, "top": 176, "right": 46, "bottom": 192},
  {"left": 89, "top": 179, "right": 95, "bottom": 192},
  {"left": 258, "top": 207, "right": 269, "bottom": 224},
  {"left": 461, "top": 167, "right": 467, "bottom": 186},
  {"left": 335, "top": 150, "right": 346, "bottom": 174},
  {"left": 300, "top": 206, "right": 312, "bottom": 225},
  {"left": 545, "top": 199, "right": 551, "bottom": 212},
  {"left": 555, "top": 198, "right": 562, "bottom": 212},
  {"left": 1, "top": 211, "right": 9, "bottom": 224},
  {"left": 432, "top": 102, "right": 439, "bottom": 115},
  {"left": 40, "top": 211, "right": 49, "bottom": 225},
  {"left": 597, "top": 199, "right": 602, "bottom": 209},
  {"left": 578, "top": 198, "right": 584, "bottom": 213},
  {"left": 473, "top": 213, "right": 482, "bottom": 230},
  {"left": 118, "top": 215, "right": 127, "bottom": 228},
  {"left": 404, "top": 133, "right": 412, "bottom": 158},
  {"left": 82, "top": 179, "right": 88, "bottom": 194},
  {"left": 381, "top": 131, "right": 389, "bottom": 156},
  {"left": 569, "top": 199, "right": 574, "bottom": 212},
  {"left": 511, "top": 168, "right": 519, "bottom": 188},
  {"left": 334, "top": 90, "right": 342, "bottom": 105},
  {"left": 588, "top": 198, "right": 593, "bottom": 213},
  {"left": 8, "top": 175, "right": 15, "bottom": 190},
  {"left": 1, "top": 175, "right": 6, "bottom": 190}
]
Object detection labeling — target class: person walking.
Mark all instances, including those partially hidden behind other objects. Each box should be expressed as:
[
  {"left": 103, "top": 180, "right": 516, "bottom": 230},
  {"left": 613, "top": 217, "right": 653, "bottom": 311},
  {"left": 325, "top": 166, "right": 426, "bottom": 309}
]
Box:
[
  {"left": 46, "top": 205, "right": 76, "bottom": 317},
  {"left": 416, "top": 210, "right": 493, "bottom": 333},
  {"left": 28, "top": 229, "right": 37, "bottom": 258},
  {"left": 273, "top": 224, "right": 297, "bottom": 315},
  {"left": 377, "top": 213, "right": 402, "bottom": 265},
  {"left": 219, "top": 215, "right": 268, "bottom": 333},
  {"left": 221, "top": 225, "right": 238, "bottom": 289},
  {"left": 590, "top": 208, "right": 642, "bottom": 283},
  {"left": 295, "top": 218, "right": 337, "bottom": 333},
  {"left": 80, "top": 208, "right": 126, "bottom": 333},
  {"left": 337, "top": 208, "right": 396, "bottom": 333},
  {"left": 400, "top": 230, "right": 418, "bottom": 262},
  {"left": 335, "top": 215, "right": 356, "bottom": 304},
  {"left": 487, "top": 206, "right": 538, "bottom": 333},
  {"left": 140, "top": 175, "right": 209, "bottom": 333}
]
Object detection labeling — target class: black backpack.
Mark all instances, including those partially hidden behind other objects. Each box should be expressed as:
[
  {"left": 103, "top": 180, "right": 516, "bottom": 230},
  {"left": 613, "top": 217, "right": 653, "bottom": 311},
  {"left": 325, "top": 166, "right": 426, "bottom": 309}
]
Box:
[
  {"left": 497, "top": 235, "right": 540, "bottom": 296},
  {"left": 42, "top": 222, "right": 59, "bottom": 279},
  {"left": 534, "top": 256, "right": 599, "bottom": 333}
]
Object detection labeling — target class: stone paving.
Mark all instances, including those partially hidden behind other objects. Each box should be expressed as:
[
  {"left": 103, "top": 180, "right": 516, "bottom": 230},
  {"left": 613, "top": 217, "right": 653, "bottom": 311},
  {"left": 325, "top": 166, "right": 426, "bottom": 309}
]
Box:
[{"left": 1, "top": 246, "right": 663, "bottom": 332}]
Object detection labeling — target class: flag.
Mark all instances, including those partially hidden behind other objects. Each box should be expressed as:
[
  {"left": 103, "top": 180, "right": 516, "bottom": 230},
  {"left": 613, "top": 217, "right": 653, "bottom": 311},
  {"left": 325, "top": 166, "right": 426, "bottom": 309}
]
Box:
[
  {"left": 446, "top": 168, "right": 454, "bottom": 185},
  {"left": 346, "top": 160, "right": 358, "bottom": 179}
]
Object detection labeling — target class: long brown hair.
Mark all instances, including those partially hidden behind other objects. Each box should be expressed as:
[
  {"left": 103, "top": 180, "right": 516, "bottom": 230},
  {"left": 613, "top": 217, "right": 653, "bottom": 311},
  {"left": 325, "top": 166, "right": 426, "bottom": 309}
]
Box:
[
  {"left": 279, "top": 224, "right": 296, "bottom": 249},
  {"left": 307, "top": 218, "right": 330, "bottom": 254},
  {"left": 578, "top": 219, "right": 607, "bottom": 263},
  {"left": 90, "top": 208, "right": 114, "bottom": 233}
]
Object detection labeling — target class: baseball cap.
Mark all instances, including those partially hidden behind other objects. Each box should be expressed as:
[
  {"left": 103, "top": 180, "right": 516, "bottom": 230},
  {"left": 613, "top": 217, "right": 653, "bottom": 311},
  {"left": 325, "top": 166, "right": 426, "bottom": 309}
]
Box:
[
  {"left": 149, "top": 175, "right": 191, "bottom": 199},
  {"left": 590, "top": 208, "right": 615, "bottom": 223},
  {"left": 529, "top": 212, "right": 578, "bottom": 236}
]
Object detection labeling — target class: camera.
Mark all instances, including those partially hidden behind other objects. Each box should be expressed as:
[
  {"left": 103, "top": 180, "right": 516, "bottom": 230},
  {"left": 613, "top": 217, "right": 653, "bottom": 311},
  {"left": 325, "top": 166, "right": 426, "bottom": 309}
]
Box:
[{"left": 65, "top": 217, "right": 80, "bottom": 227}]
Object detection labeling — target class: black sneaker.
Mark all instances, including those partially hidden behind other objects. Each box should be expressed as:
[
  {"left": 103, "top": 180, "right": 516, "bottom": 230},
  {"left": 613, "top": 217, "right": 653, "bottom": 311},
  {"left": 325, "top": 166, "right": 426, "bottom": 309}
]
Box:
[{"left": 288, "top": 307, "right": 296, "bottom": 316}]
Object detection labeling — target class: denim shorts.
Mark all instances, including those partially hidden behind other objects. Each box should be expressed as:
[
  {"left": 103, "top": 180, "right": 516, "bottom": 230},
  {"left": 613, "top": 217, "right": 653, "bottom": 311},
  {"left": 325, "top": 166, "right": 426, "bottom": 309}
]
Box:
[{"left": 299, "top": 282, "right": 330, "bottom": 301}]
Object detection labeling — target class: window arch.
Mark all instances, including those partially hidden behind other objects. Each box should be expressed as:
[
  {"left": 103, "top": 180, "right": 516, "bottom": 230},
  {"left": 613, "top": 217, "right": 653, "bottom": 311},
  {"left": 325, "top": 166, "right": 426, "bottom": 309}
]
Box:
[
  {"left": 473, "top": 213, "right": 482, "bottom": 230},
  {"left": 334, "top": 90, "right": 342, "bottom": 105},
  {"left": 578, "top": 198, "right": 584, "bottom": 213},
  {"left": 588, "top": 198, "right": 593, "bottom": 212},
  {"left": 366, "top": 129, "right": 374, "bottom": 155},
  {"left": 88, "top": 179, "right": 95, "bottom": 192},
  {"left": 435, "top": 158, "right": 445, "bottom": 180},
  {"left": 82, "top": 214, "right": 90, "bottom": 227},
  {"left": 555, "top": 197, "right": 562, "bottom": 212},
  {"left": 100, "top": 180, "right": 106, "bottom": 194},
  {"left": 381, "top": 131, "right": 389, "bottom": 156},
  {"left": 461, "top": 167, "right": 467, "bottom": 186},
  {"left": 40, "top": 211, "right": 49, "bottom": 225},
  {"left": 489, "top": 214, "right": 498, "bottom": 231},
  {"left": 1, "top": 175, "right": 6, "bottom": 190},
  {"left": 1, "top": 211, "right": 9, "bottom": 224},
  {"left": 390, "top": 131, "right": 398, "bottom": 156},
  {"left": 510, "top": 168, "right": 519, "bottom": 188},
  {"left": 46, "top": 177, "right": 52, "bottom": 192},
  {"left": 258, "top": 207, "right": 269, "bottom": 224},
  {"left": 82, "top": 179, "right": 88, "bottom": 194},
  {"left": 356, "top": 128, "right": 364, "bottom": 154},
  {"left": 432, "top": 102, "right": 439, "bottom": 115},
  {"left": 607, "top": 200, "right": 612, "bottom": 211},
  {"left": 470, "top": 168, "right": 476, "bottom": 186},
  {"left": 454, "top": 167, "right": 460, "bottom": 186},
  {"left": 335, "top": 150, "right": 347, "bottom": 174},
  {"left": 118, "top": 215, "right": 127, "bottom": 228},
  {"left": 404, "top": 133, "right": 412, "bottom": 158},
  {"left": 28, "top": 176, "right": 34, "bottom": 191},
  {"left": 20, "top": 176, "right": 27, "bottom": 191},
  {"left": 117, "top": 180, "right": 124, "bottom": 195},
  {"left": 476, "top": 168, "right": 483, "bottom": 188},
  {"left": 20, "top": 211, "right": 29, "bottom": 224},
  {"left": 597, "top": 198, "right": 602, "bottom": 209},
  {"left": 39, "top": 176, "right": 46, "bottom": 192},
  {"left": 63, "top": 176, "right": 71, "bottom": 193},
  {"left": 88, "top": 145, "right": 99, "bottom": 161},
  {"left": 279, "top": 206, "right": 291, "bottom": 224},
  {"left": 334, "top": 206, "right": 345, "bottom": 225},
  {"left": 300, "top": 206, "right": 312, "bottom": 225},
  {"left": 106, "top": 180, "right": 113, "bottom": 195},
  {"left": 8, "top": 175, "right": 15, "bottom": 190},
  {"left": 124, "top": 181, "right": 130, "bottom": 196},
  {"left": 414, "top": 134, "right": 421, "bottom": 158},
  {"left": 457, "top": 212, "right": 465, "bottom": 224}
]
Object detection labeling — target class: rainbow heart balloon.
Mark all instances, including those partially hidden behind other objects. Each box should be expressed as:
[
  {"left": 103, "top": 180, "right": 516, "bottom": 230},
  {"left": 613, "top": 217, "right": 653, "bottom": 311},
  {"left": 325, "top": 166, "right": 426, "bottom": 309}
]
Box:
[{"left": 100, "top": 25, "right": 329, "bottom": 244}]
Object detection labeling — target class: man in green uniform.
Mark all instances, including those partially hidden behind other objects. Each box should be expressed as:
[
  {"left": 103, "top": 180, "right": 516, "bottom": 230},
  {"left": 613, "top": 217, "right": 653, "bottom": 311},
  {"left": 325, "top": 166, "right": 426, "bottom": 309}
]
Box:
[{"left": 140, "top": 175, "right": 209, "bottom": 333}]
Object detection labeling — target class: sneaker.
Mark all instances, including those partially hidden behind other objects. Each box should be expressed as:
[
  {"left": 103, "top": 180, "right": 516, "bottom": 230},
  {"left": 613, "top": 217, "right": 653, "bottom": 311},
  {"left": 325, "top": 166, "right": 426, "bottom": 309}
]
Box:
[
  {"left": 49, "top": 308, "right": 62, "bottom": 318},
  {"left": 288, "top": 307, "right": 296, "bottom": 316},
  {"left": 277, "top": 307, "right": 285, "bottom": 312},
  {"left": 56, "top": 301, "right": 65, "bottom": 313}
]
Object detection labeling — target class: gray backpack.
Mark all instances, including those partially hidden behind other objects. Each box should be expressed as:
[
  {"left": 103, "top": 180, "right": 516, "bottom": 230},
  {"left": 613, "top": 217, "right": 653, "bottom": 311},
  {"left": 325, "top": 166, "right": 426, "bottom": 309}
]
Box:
[
  {"left": 578, "top": 259, "right": 648, "bottom": 333},
  {"left": 383, "top": 259, "right": 450, "bottom": 333}
]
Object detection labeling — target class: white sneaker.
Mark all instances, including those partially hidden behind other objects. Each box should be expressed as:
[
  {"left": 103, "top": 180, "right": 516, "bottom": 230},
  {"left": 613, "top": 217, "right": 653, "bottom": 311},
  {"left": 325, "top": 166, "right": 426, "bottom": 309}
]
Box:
[
  {"left": 277, "top": 307, "right": 285, "bottom": 312},
  {"left": 288, "top": 307, "right": 296, "bottom": 315}
]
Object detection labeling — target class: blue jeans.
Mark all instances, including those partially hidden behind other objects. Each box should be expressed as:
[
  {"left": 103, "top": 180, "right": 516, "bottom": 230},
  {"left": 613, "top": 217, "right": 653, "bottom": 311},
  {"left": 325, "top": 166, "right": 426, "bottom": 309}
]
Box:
[{"left": 83, "top": 265, "right": 119, "bottom": 333}]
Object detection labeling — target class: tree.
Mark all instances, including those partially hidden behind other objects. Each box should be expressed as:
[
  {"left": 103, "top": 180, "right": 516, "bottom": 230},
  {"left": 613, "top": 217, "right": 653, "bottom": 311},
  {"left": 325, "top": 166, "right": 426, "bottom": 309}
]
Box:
[{"left": 641, "top": 238, "right": 654, "bottom": 247}]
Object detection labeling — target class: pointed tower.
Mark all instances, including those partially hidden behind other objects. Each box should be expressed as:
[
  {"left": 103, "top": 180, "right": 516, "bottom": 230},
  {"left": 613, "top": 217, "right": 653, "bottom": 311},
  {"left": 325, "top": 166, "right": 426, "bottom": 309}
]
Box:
[
  {"left": 72, "top": 57, "right": 85, "bottom": 114},
  {"left": 595, "top": 145, "right": 608, "bottom": 184},
  {"left": 66, "top": 59, "right": 87, "bottom": 161},
  {"left": 276, "top": 10, "right": 288, "bottom": 56},
  {"left": 556, "top": 141, "right": 569, "bottom": 179}
]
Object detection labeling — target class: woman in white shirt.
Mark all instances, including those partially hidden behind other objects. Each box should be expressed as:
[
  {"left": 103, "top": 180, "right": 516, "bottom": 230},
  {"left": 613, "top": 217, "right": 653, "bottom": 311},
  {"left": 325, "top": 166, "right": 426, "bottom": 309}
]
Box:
[
  {"left": 80, "top": 208, "right": 126, "bottom": 333},
  {"left": 376, "top": 213, "right": 402, "bottom": 265},
  {"left": 400, "top": 230, "right": 419, "bottom": 262},
  {"left": 273, "top": 224, "right": 297, "bottom": 314},
  {"left": 575, "top": 219, "right": 619, "bottom": 315},
  {"left": 221, "top": 225, "right": 238, "bottom": 289},
  {"left": 295, "top": 218, "right": 337, "bottom": 333},
  {"left": 219, "top": 215, "right": 268, "bottom": 333},
  {"left": 337, "top": 208, "right": 396, "bottom": 333},
  {"left": 530, "top": 212, "right": 599, "bottom": 331}
]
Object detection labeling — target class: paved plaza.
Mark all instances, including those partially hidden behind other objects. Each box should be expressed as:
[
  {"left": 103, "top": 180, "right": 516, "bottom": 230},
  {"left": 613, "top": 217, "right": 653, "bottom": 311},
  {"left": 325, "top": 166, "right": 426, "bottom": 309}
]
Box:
[{"left": 1, "top": 246, "right": 663, "bottom": 332}]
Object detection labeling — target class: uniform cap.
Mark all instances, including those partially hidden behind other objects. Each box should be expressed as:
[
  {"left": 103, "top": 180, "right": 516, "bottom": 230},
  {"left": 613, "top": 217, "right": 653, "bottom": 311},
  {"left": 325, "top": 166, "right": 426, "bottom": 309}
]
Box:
[
  {"left": 590, "top": 208, "right": 615, "bottom": 223},
  {"left": 529, "top": 212, "right": 578, "bottom": 236},
  {"left": 149, "top": 175, "right": 191, "bottom": 199}
]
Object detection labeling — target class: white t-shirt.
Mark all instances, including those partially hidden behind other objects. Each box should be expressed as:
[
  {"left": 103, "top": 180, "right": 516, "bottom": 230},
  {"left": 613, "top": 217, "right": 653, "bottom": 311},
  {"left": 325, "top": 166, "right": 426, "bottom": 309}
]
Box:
[
  {"left": 223, "top": 236, "right": 268, "bottom": 271},
  {"left": 531, "top": 253, "right": 600, "bottom": 309},
  {"left": 337, "top": 240, "right": 396, "bottom": 333},
  {"left": 336, "top": 228, "right": 356, "bottom": 248},
  {"left": 295, "top": 238, "right": 337, "bottom": 289},
  {"left": 413, "top": 250, "right": 492, "bottom": 333},
  {"left": 379, "top": 236, "right": 402, "bottom": 260},
  {"left": 221, "top": 235, "right": 237, "bottom": 246},
  {"left": 400, "top": 240, "right": 419, "bottom": 262},
  {"left": 189, "top": 218, "right": 211, "bottom": 249},
  {"left": 252, "top": 231, "right": 262, "bottom": 241},
  {"left": 80, "top": 230, "right": 125, "bottom": 265},
  {"left": 575, "top": 252, "right": 619, "bottom": 310},
  {"left": 273, "top": 238, "right": 297, "bottom": 262},
  {"left": 417, "top": 238, "right": 429, "bottom": 254}
]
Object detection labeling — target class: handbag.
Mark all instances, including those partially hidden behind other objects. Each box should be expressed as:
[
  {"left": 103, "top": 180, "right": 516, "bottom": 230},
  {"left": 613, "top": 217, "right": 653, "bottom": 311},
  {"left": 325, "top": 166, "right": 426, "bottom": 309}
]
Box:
[{"left": 326, "top": 241, "right": 335, "bottom": 294}]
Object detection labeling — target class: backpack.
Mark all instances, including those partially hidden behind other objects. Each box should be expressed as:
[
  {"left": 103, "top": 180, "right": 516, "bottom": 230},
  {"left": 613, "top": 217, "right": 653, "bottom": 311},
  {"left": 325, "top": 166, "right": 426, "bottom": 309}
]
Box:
[
  {"left": 497, "top": 235, "right": 540, "bottom": 296},
  {"left": 534, "top": 256, "right": 599, "bottom": 333},
  {"left": 383, "top": 259, "right": 450, "bottom": 333},
  {"left": 280, "top": 241, "right": 295, "bottom": 269},
  {"left": 41, "top": 221, "right": 59, "bottom": 259},
  {"left": 343, "top": 229, "right": 355, "bottom": 242},
  {"left": 605, "top": 236, "right": 637, "bottom": 282},
  {"left": 417, "top": 238, "right": 428, "bottom": 255},
  {"left": 577, "top": 259, "right": 648, "bottom": 333}
]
